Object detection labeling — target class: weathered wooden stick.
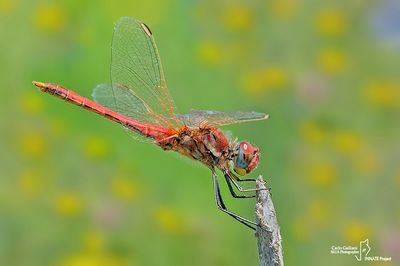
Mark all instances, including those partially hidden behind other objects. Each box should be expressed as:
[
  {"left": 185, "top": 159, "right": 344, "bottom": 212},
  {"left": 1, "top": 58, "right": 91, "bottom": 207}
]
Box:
[{"left": 255, "top": 176, "right": 284, "bottom": 266}]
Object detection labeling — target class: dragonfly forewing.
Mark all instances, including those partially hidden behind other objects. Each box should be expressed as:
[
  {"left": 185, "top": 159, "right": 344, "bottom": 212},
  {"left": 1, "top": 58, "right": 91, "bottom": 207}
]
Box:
[
  {"left": 110, "top": 17, "right": 181, "bottom": 129},
  {"left": 178, "top": 110, "right": 269, "bottom": 127}
]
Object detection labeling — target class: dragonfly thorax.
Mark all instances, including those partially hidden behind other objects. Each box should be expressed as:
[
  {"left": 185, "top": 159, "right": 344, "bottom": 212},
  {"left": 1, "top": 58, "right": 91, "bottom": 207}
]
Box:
[{"left": 160, "top": 126, "right": 231, "bottom": 169}]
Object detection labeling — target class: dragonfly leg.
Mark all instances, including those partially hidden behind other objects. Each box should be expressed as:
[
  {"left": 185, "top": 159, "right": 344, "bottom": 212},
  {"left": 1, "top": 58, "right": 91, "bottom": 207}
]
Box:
[
  {"left": 230, "top": 171, "right": 257, "bottom": 182},
  {"left": 225, "top": 171, "right": 266, "bottom": 193},
  {"left": 238, "top": 178, "right": 257, "bottom": 182},
  {"left": 223, "top": 172, "right": 255, "bottom": 199},
  {"left": 212, "top": 170, "right": 257, "bottom": 230}
]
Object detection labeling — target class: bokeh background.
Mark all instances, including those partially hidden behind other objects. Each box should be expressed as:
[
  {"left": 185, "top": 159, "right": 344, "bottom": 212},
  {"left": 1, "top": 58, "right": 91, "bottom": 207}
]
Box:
[{"left": 1, "top": 0, "right": 400, "bottom": 265}]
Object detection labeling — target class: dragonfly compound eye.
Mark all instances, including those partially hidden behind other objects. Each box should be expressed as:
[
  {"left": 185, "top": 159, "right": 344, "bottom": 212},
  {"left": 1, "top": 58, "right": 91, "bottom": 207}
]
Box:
[{"left": 233, "top": 141, "right": 260, "bottom": 176}]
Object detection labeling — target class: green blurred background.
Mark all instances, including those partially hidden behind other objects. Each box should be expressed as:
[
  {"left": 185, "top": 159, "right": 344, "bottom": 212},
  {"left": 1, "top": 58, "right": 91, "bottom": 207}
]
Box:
[{"left": 1, "top": 0, "right": 399, "bottom": 265}]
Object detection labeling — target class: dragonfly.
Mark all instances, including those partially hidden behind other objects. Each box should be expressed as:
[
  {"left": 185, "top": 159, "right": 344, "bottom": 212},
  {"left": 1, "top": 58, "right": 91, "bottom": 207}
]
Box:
[{"left": 33, "top": 17, "right": 269, "bottom": 230}]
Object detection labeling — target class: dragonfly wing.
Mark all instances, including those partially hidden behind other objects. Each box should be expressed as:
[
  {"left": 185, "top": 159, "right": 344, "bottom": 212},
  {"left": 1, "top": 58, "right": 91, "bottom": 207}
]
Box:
[
  {"left": 92, "top": 84, "right": 154, "bottom": 143},
  {"left": 109, "top": 17, "right": 180, "bottom": 128},
  {"left": 178, "top": 110, "right": 269, "bottom": 127},
  {"left": 92, "top": 83, "right": 148, "bottom": 120}
]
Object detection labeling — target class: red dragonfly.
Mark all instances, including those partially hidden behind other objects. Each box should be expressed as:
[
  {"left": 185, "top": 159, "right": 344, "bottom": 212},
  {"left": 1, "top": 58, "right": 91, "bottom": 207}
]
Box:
[{"left": 33, "top": 17, "right": 268, "bottom": 230}]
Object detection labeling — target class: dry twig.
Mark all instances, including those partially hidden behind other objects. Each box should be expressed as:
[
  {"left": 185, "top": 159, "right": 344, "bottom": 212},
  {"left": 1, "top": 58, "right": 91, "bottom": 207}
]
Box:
[{"left": 255, "top": 176, "right": 284, "bottom": 266}]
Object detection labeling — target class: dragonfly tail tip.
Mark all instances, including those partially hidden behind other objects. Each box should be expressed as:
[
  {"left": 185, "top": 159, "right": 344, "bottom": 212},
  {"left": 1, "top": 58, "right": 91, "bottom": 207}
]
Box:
[{"left": 32, "top": 81, "right": 46, "bottom": 89}]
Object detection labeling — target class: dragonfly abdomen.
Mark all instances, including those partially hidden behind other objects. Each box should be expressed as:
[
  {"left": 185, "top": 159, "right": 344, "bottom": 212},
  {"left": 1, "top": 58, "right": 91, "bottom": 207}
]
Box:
[{"left": 33, "top": 81, "right": 172, "bottom": 139}]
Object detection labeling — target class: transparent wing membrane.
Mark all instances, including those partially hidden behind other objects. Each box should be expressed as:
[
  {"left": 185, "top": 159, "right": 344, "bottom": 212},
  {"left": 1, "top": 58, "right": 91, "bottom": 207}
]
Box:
[
  {"left": 178, "top": 110, "right": 269, "bottom": 127},
  {"left": 92, "top": 84, "right": 154, "bottom": 143},
  {"left": 109, "top": 17, "right": 180, "bottom": 128},
  {"left": 92, "top": 83, "right": 149, "bottom": 120}
]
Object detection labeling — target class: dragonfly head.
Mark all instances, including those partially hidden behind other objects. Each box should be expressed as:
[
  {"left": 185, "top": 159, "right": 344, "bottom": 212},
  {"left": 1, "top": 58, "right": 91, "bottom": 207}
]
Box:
[{"left": 232, "top": 141, "right": 260, "bottom": 176}]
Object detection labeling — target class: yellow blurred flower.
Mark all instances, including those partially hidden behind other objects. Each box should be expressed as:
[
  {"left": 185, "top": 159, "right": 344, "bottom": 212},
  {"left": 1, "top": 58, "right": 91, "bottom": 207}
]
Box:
[
  {"left": 83, "top": 136, "right": 109, "bottom": 159},
  {"left": 365, "top": 81, "right": 400, "bottom": 107},
  {"left": 84, "top": 231, "right": 105, "bottom": 252},
  {"left": 223, "top": 6, "right": 253, "bottom": 31},
  {"left": 0, "top": 0, "right": 16, "bottom": 14},
  {"left": 300, "top": 121, "right": 326, "bottom": 144},
  {"left": 343, "top": 222, "right": 370, "bottom": 243},
  {"left": 55, "top": 193, "right": 82, "bottom": 217},
  {"left": 19, "top": 170, "right": 43, "bottom": 197},
  {"left": 19, "top": 92, "right": 45, "bottom": 114},
  {"left": 196, "top": 40, "right": 223, "bottom": 65},
  {"left": 316, "top": 9, "right": 347, "bottom": 36},
  {"left": 112, "top": 177, "right": 139, "bottom": 201},
  {"left": 269, "top": 0, "right": 298, "bottom": 19},
  {"left": 308, "top": 200, "right": 329, "bottom": 226},
  {"left": 309, "top": 161, "right": 336, "bottom": 187},
  {"left": 318, "top": 48, "right": 347, "bottom": 74},
  {"left": 60, "top": 254, "right": 123, "bottom": 266},
  {"left": 18, "top": 133, "right": 47, "bottom": 158},
  {"left": 262, "top": 67, "right": 288, "bottom": 88},
  {"left": 242, "top": 66, "right": 288, "bottom": 94},
  {"left": 154, "top": 207, "right": 185, "bottom": 234},
  {"left": 33, "top": 4, "right": 66, "bottom": 32},
  {"left": 332, "top": 132, "right": 362, "bottom": 155}
]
